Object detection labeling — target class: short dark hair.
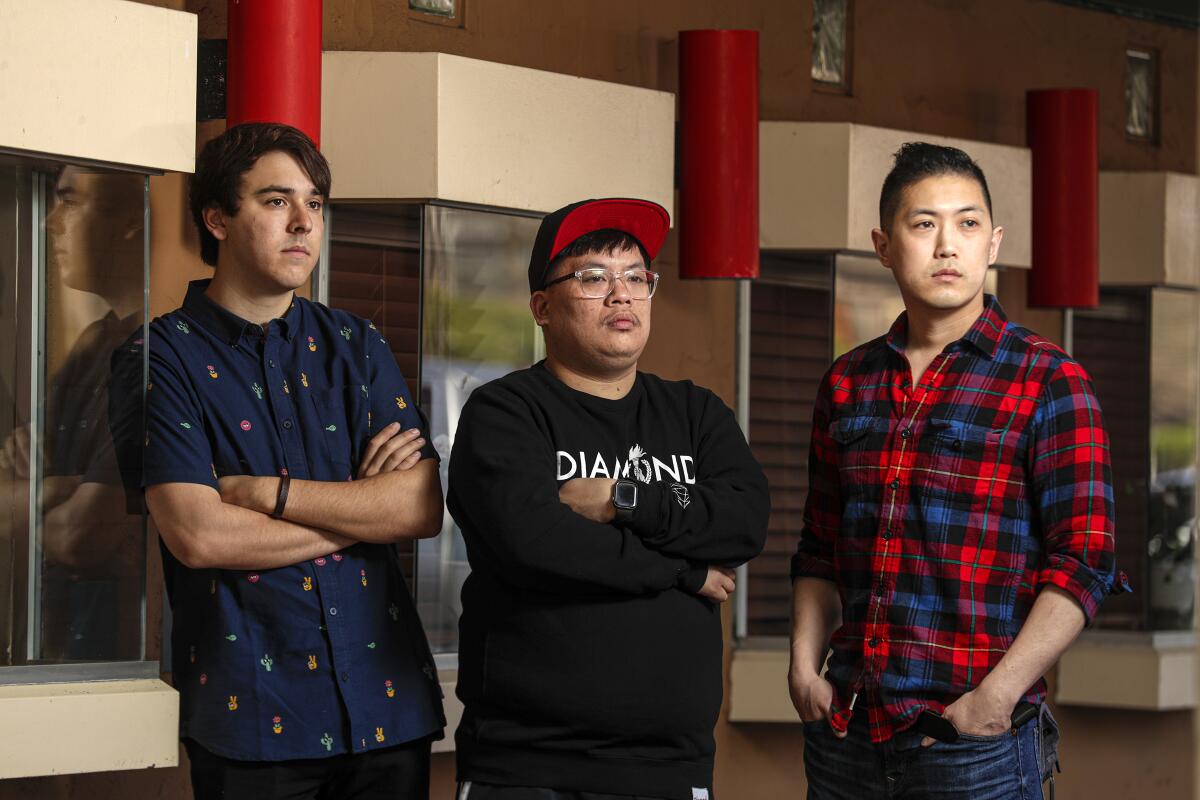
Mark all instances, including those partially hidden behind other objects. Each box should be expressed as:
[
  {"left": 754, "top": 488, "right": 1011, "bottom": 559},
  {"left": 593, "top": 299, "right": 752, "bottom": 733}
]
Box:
[
  {"left": 189, "top": 123, "right": 332, "bottom": 266},
  {"left": 544, "top": 228, "right": 652, "bottom": 284},
  {"left": 878, "top": 142, "right": 992, "bottom": 231}
]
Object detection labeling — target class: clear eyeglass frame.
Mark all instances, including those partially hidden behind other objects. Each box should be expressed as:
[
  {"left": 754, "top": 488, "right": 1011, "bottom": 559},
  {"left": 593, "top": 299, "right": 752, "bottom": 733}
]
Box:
[{"left": 544, "top": 268, "right": 660, "bottom": 300}]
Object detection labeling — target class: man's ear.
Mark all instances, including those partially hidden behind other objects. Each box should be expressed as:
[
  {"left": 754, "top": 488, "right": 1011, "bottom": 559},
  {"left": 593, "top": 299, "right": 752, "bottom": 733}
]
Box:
[
  {"left": 871, "top": 228, "right": 893, "bottom": 270},
  {"left": 202, "top": 205, "right": 229, "bottom": 242},
  {"left": 530, "top": 291, "right": 550, "bottom": 327},
  {"left": 987, "top": 225, "right": 1005, "bottom": 266}
]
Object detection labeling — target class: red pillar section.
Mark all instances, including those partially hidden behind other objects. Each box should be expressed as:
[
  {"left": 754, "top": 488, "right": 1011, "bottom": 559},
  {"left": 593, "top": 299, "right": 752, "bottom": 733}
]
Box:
[
  {"left": 678, "top": 30, "right": 760, "bottom": 279},
  {"left": 1026, "top": 88, "right": 1099, "bottom": 308},
  {"left": 227, "top": 0, "right": 323, "bottom": 145}
]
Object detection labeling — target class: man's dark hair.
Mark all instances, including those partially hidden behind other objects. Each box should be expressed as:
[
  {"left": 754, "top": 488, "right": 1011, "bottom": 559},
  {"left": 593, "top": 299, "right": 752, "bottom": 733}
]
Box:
[
  {"left": 545, "top": 229, "right": 651, "bottom": 284},
  {"left": 189, "top": 122, "right": 332, "bottom": 266},
  {"left": 878, "top": 142, "right": 992, "bottom": 231}
]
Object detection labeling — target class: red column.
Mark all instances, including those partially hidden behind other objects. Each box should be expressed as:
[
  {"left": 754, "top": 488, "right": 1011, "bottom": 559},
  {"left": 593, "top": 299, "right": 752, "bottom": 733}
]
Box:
[
  {"left": 1026, "top": 88, "right": 1099, "bottom": 308},
  {"left": 226, "top": 0, "right": 323, "bottom": 145},
  {"left": 678, "top": 29, "right": 759, "bottom": 279}
]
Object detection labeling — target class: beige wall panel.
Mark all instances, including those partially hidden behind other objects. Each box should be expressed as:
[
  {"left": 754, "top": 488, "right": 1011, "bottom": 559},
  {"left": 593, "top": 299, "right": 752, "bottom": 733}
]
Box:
[
  {"left": 0, "top": 680, "right": 178, "bottom": 779},
  {"left": 1164, "top": 173, "right": 1199, "bottom": 288},
  {"left": 321, "top": 52, "right": 441, "bottom": 201},
  {"left": 846, "top": 125, "right": 1031, "bottom": 268},
  {"left": 760, "top": 123, "right": 1030, "bottom": 268},
  {"left": 436, "top": 54, "right": 675, "bottom": 215},
  {"left": 322, "top": 52, "right": 675, "bottom": 216},
  {"left": 0, "top": 0, "right": 195, "bottom": 173},
  {"left": 759, "top": 123, "right": 851, "bottom": 250},
  {"left": 1099, "top": 172, "right": 1168, "bottom": 285}
]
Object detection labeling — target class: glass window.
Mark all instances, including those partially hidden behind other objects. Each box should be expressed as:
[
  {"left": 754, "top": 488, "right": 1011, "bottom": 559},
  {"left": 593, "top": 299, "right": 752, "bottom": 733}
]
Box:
[
  {"left": 1073, "top": 287, "right": 1199, "bottom": 631},
  {"left": 1, "top": 159, "right": 149, "bottom": 670},
  {"left": 417, "top": 205, "right": 541, "bottom": 656},
  {"left": 328, "top": 202, "right": 540, "bottom": 659},
  {"left": 745, "top": 255, "right": 831, "bottom": 636},
  {"left": 410, "top": 0, "right": 456, "bottom": 18},
  {"left": 1147, "top": 289, "right": 1197, "bottom": 630},
  {"left": 812, "top": 0, "right": 851, "bottom": 92},
  {"left": 1125, "top": 48, "right": 1157, "bottom": 141}
]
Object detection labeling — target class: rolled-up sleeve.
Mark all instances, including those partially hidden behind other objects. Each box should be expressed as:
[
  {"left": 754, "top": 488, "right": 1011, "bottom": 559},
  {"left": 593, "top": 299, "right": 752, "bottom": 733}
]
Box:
[
  {"left": 1028, "top": 360, "right": 1117, "bottom": 623},
  {"left": 791, "top": 368, "right": 841, "bottom": 582}
]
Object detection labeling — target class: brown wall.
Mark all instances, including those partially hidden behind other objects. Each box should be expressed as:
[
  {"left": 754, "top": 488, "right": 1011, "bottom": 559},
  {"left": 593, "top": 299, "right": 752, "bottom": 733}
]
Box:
[{"left": 3, "top": 0, "right": 1194, "bottom": 798}]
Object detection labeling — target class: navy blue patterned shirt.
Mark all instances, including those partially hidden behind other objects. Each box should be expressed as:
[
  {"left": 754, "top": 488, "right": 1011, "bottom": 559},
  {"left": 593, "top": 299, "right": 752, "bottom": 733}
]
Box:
[{"left": 141, "top": 279, "right": 443, "bottom": 761}]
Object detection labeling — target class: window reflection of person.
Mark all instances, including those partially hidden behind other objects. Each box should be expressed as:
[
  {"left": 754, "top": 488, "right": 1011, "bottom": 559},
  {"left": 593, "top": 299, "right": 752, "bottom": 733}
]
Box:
[{"left": 0, "top": 166, "right": 145, "bottom": 661}]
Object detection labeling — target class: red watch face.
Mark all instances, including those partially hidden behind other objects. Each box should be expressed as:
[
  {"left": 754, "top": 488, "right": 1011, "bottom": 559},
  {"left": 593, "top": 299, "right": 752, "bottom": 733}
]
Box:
[{"left": 614, "top": 481, "right": 638, "bottom": 508}]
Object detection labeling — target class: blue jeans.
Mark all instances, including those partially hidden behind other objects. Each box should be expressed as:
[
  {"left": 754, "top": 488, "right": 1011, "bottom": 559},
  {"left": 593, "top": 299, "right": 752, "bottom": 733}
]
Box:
[{"left": 803, "top": 710, "right": 1044, "bottom": 800}]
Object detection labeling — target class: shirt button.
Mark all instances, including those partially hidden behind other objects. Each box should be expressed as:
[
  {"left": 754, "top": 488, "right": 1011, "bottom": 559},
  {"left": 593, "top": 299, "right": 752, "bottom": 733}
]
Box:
[
  {"left": 900, "top": 428, "right": 912, "bottom": 439},
  {"left": 875, "top": 583, "right": 885, "bottom": 597},
  {"left": 329, "top": 607, "right": 338, "bottom": 616},
  {"left": 269, "top": 359, "right": 276, "bottom": 368},
  {"left": 868, "top": 638, "right": 880, "bottom": 647},
  {"left": 283, "top": 419, "right": 293, "bottom": 429},
  {"left": 341, "top": 672, "right": 350, "bottom": 682},
  {"left": 883, "top": 530, "right": 893, "bottom": 540},
  {"left": 890, "top": 479, "right": 900, "bottom": 490}
]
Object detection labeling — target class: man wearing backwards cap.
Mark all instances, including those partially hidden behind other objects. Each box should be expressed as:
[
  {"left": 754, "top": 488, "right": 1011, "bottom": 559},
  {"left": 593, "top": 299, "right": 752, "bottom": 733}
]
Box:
[{"left": 448, "top": 198, "right": 770, "bottom": 800}]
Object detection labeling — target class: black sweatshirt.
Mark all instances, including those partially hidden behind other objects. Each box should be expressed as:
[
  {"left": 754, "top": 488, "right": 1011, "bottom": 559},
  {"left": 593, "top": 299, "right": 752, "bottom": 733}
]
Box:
[{"left": 448, "top": 362, "right": 770, "bottom": 799}]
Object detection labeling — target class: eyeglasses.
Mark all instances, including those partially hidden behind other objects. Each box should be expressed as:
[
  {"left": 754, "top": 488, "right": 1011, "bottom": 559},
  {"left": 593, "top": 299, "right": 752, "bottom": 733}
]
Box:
[{"left": 543, "top": 268, "right": 660, "bottom": 300}]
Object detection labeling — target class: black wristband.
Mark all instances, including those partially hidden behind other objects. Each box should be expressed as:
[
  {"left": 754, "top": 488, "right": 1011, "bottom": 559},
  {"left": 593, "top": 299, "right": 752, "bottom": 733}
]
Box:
[{"left": 270, "top": 472, "right": 291, "bottom": 520}]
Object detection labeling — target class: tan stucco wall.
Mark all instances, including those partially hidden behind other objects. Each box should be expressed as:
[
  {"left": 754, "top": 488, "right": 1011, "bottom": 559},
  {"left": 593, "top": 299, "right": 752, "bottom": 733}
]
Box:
[{"left": 3, "top": 0, "right": 1193, "bottom": 797}]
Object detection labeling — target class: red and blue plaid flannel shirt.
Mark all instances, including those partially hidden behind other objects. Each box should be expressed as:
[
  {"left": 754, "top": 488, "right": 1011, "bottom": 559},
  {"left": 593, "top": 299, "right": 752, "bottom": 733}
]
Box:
[{"left": 792, "top": 295, "right": 1117, "bottom": 743}]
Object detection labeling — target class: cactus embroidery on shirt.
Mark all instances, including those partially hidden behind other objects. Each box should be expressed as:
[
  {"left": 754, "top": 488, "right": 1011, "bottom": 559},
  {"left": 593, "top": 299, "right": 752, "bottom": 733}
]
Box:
[
  {"left": 388, "top": 604, "right": 399, "bottom": 622},
  {"left": 360, "top": 569, "right": 368, "bottom": 587},
  {"left": 252, "top": 382, "right": 263, "bottom": 399},
  {"left": 385, "top": 680, "right": 395, "bottom": 698},
  {"left": 321, "top": 732, "right": 333, "bottom": 752},
  {"left": 272, "top": 716, "right": 283, "bottom": 734},
  {"left": 260, "top": 654, "right": 273, "bottom": 672},
  {"left": 176, "top": 321, "right": 190, "bottom": 334},
  {"left": 207, "top": 365, "right": 218, "bottom": 379},
  {"left": 341, "top": 327, "right": 352, "bottom": 341},
  {"left": 179, "top": 421, "right": 192, "bottom": 429},
  {"left": 307, "top": 336, "right": 317, "bottom": 352}
]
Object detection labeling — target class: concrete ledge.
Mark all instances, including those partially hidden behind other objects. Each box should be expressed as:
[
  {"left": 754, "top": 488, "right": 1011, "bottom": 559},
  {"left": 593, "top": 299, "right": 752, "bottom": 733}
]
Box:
[
  {"left": 0, "top": 678, "right": 179, "bottom": 779},
  {"left": 728, "top": 640, "right": 797, "bottom": 723},
  {"left": 1056, "top": 630, "right": 1196, "bottom": 710}
]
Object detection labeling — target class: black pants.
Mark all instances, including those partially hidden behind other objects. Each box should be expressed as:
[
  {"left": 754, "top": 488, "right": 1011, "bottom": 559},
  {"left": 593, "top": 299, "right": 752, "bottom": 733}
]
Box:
[
  {"left": 185, "top": 736, "right": 432, "bottom": 800},
  {"left": 456, "top": 782, "right": 676, "bottom": 800}
]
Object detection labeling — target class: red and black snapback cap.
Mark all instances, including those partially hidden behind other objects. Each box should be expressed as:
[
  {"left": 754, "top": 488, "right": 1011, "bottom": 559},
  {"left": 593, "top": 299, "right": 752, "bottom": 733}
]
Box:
[{"left": 527, "top": 198, "right": 671, "bottom": 293}]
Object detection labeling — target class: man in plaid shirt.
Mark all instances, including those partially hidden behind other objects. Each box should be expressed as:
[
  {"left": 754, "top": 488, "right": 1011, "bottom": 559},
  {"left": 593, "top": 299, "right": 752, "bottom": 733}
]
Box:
[{"left": 789, "top": 143, "right": 1119, "bottom": 799}]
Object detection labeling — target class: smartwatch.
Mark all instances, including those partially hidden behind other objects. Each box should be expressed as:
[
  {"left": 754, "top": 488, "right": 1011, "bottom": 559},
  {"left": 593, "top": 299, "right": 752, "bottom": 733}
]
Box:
[{"left": 612, "top": 479, "right": 638, "bottom": 523}]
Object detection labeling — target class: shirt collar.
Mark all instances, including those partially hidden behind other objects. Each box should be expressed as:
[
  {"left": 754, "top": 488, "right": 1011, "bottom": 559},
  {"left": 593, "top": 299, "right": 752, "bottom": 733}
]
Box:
[
  {"left": 886, "top": 293, "right": 1008, "bottom": 360},
  {"left": 182, "top": 279, "right": 300, "bottom": 345}
]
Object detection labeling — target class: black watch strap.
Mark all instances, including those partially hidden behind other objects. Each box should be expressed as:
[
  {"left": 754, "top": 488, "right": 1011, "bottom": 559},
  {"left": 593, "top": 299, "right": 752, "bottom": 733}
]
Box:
[{"left": 612, "top": 479, "right": 637, "bottom": 523}]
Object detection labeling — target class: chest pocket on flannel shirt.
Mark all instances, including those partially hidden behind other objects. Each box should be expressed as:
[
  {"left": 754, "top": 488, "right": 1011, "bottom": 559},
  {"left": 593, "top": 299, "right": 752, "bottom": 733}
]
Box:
[
  {"left": 310, "top": 386, "right": 354, "bottom": 474},
  {"left": 919, "top": 418, "right": 1005, "bottom": 502},
  {"left": 830, "top": 415, "right": 890, "bottom": 497}
]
